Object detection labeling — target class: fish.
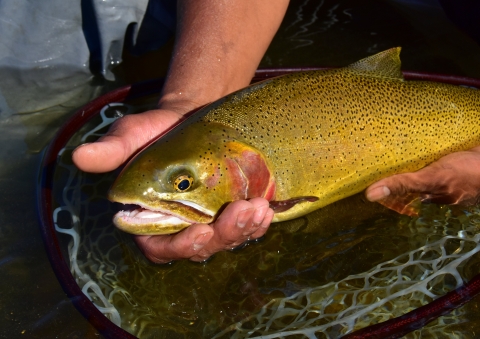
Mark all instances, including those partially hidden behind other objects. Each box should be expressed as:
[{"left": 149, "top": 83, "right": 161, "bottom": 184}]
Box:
[{"left": 108, "top": 48, "right": 480, "bottom": 235}]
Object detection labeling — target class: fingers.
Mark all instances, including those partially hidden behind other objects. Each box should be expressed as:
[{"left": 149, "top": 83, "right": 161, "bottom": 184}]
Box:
[
  {"left": 72, "top": 109, "right": 183, "bottom": 173},
  {"left": 365, "top": 172, "right": 434, "bottom": 215},
  {"left": 199, "top": 198, "right": 273, "bottom": 251},
  {"left": 366, "top": 149, "right": 480, "bottom": 211},
  {"left": 134, "top": 198, "right": 274, "bottom": 263},
  {"left": 365, "top": 171, "right": 435, "bottom": 202},
  {"left": 133, "top": 224, "right": 215, "bottom": 264},
  {"left": 366, "top": 165, "right": 455, "bottom": 213},
  {"left": 181, "top": 198, "right": 274, "bottom": 262}
]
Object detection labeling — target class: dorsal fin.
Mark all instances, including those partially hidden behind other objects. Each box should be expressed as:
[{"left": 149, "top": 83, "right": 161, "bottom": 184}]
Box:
[{"left": 346, "top": 47, "right": 404, "bottom": 80}]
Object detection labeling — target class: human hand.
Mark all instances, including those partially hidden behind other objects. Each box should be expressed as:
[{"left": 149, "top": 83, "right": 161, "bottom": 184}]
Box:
[
  {"left": 72, "top": 108, "right": 274, "bottom": 263},
  {"left": 72, "top": 108, "right": 185, "bottom": 173},
  {"left": 133, "top": 198, "right": 274, "bottom": 263},
  {"left": 72, "top": 0, "right": 288, "bottom": 263},
  {"left": 365, "top": 146, "right": 480, "bottom": 215}
]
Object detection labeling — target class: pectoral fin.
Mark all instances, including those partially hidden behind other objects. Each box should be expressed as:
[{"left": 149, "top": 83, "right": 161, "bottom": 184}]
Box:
[
  {"left": 269, "top": 196, "right": 319, "bottom": 213},
  {"left": 376, "top": 192, "right": 422, "bottom": 217}
]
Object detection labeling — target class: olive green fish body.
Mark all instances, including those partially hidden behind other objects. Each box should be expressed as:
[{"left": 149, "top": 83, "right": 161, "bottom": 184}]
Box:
[
  {"left": 201, "top": 64, "right": 480, "bottom": 220},
  {"left": 109, "top": 48, "right": 480, "bottom": 234}
]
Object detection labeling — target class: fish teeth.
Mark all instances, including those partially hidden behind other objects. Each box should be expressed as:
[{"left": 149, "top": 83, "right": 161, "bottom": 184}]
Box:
[
  {"left": 117, "top": 208, "right": 169, "bottom": 220},
  {"left": 134, "top": 209, "right": 168, "bottom": 219},
  {"left": 114, "top": 211, "right": 188, "bottom": 225}
]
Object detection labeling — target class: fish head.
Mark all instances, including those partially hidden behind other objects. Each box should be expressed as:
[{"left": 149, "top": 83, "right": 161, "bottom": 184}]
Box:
[{"left": 108, "top": 121, "right": 275, "bottom": 235}]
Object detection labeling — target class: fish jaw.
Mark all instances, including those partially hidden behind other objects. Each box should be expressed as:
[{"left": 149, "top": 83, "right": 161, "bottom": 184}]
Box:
[
  {"left": 111, "top": 199, "right": 215, "bottom": 235},
  {"left": 113, "top": 209, "right": 192, "bottom": 235}
]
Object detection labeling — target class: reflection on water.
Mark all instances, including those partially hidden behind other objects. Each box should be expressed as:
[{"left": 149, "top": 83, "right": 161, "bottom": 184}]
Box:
[
  {"left": 263, "top": 0, "right": 480, "bottom": 79},
  {"left": 49, "top": 100, "right": 480, "bottom": 338},
  {"left": 3, "top": 0, "right": 480, "bottom": 337},
  {"left": 284, "top": 0, "right": 353, "bottom": 49}
]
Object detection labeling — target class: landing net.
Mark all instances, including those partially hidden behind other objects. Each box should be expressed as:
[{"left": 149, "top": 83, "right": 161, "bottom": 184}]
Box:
[
  {"left": 214, "top": 233, "right": 480, "bottom": 338},
  {"left": 51, "top": 102, "right": 480, "bottom": 338}
]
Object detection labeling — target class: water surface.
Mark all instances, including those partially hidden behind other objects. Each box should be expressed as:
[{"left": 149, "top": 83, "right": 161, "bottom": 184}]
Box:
[{"left": 2, "top": 0, "right": 480, "bottom": 337}]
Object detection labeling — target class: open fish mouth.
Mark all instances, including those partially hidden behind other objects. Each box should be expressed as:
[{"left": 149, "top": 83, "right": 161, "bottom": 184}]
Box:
[{"left": 112, "top": 201, "right": 215, "bottom": 235}]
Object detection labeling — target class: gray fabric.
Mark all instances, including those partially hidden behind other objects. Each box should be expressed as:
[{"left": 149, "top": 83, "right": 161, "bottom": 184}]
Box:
[{"left": 0, "top": 0, "right": 175, "bottom": 115}]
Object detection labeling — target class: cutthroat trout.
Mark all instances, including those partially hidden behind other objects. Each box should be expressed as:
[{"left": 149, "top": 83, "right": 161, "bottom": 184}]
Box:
[{"left": 108, "top": 48, "right": 480, "bottom": 235}]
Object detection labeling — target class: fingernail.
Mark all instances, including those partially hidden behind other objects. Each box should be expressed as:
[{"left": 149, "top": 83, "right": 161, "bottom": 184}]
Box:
[
  {"left": 75, "top": 143, "right": 92, "bottom": 149},
  {"left": 252, "top": 205, "right": 269, "bottom": 226},
  {"left": 236, "top": 208, "right": 253, "bottom": 228},
  {"left": 366, "top": 186, "right": 391, "bottom": 201},
  {"left": 72, "top": 143, "right": 91, "bottom": 153},
  {"left": 193, "top": 233, "right": 211, "bottom": 251}
]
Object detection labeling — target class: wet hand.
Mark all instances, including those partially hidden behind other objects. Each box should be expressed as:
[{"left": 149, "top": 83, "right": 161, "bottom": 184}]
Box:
[
  {"left": 365, "top": 146, "right": 480, "bottom": 214},
  {"left": 133, "top": 198, "right": 274, "bottom": 263}
]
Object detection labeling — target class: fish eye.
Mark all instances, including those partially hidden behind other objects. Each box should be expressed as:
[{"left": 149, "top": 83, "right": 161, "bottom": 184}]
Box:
[{"left": 174, "top": 175, "right": 194, "bottom": 192}]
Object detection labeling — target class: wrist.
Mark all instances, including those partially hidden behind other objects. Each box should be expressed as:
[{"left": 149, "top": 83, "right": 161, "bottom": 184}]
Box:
[
  {"left": 158, "top": 69, "right": 252, "bottom": 116},
  {"left": 157, "top": 92, "right": 209, "bottom": 116},
  {"left": 157, "top": 0, "right": 288, "bottom": 116}
]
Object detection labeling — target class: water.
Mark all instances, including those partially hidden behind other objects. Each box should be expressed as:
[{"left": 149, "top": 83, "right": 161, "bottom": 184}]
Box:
[
  {"left": 2, "top": 0, "right": 480, "bottom": 338},
  {"left": 48, "top": 88, "right": 480, "bottom": 339}
]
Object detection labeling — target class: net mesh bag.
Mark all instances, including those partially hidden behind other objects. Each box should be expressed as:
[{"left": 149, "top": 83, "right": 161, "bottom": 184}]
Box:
[{"left": 51, "top": 102, "right": 480, "bottom": 338}]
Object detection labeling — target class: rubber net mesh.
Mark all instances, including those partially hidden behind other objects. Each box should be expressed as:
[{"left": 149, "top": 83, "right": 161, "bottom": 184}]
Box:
[
  {"left": 214, "top": 234, "right": 480, "bottom": 339},
  {"left": 51, "top": 102, "right": 480, "bottom": 338}
]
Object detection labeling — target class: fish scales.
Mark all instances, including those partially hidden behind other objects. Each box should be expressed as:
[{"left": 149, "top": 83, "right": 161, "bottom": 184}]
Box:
[
  {"left": 108, "top": 48, "right": 480, "bottom": 234},
  {"left": 201, "top": 69, "right": 480, "bottom": 219}
]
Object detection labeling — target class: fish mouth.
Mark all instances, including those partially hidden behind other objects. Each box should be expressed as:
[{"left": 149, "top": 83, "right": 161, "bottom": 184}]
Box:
[{"left": 112, "top": 200, "right": 215, "bottom": 235}]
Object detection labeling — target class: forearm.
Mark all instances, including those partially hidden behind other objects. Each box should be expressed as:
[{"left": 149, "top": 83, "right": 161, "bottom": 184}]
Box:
[{"left": 159, "top": 0, "right": 289, "bottom": 113}]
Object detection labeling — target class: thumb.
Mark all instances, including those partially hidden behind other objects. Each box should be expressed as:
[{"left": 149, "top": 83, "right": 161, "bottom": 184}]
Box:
[
  {"left": 72, "top": 110, "right": 183, "bottom": 173},
  {"left": 72, "top": 136, "right": 131, "bottom": 173}
]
